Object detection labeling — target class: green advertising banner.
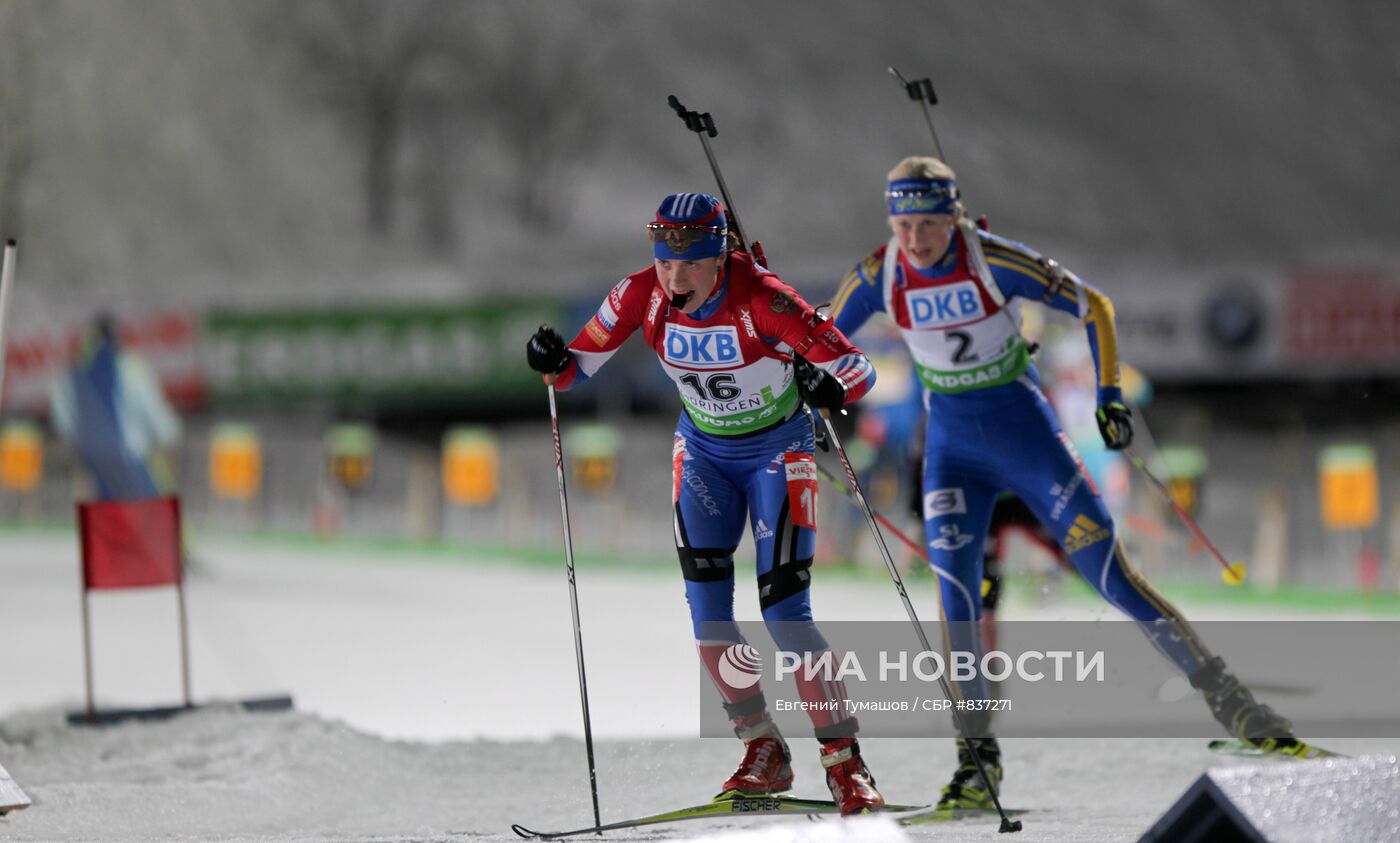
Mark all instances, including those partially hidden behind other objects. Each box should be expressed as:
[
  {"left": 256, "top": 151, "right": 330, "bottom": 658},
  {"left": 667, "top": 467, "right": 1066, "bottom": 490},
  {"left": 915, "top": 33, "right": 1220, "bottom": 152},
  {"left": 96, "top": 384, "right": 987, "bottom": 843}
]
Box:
[{"left": 203, "top": 300, "right": 562, "bottom": 403}]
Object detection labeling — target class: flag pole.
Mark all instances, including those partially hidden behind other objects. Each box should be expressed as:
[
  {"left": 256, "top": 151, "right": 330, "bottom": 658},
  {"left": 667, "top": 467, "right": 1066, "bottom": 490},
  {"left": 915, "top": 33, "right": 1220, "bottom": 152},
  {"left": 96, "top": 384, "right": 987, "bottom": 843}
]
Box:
[
  {"left": 0, "top": 241, "right": 18, "bottom": 411},
  {"left": 174, "top": 498, "right": 192, "bottom": 707},
  {"left": 81, "top": 587, "right": 96, "bottom": 723},
  {"left": 176, "top": 580, "right": 192, "bottom": 708}
]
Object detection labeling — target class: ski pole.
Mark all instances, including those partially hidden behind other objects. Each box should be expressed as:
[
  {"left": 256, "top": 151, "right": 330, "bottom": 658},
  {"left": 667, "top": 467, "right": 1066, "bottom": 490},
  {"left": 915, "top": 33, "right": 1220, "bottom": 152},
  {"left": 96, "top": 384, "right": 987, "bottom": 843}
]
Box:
[
  {"left": 1124, "top": 446, "right": 1247, "bottom": 586},
  {"left": 813, "top": 460, "right": 927, "bottom": 561},
  {"left": 0, "top": 240, "right": 17, "bottom": 412},
  {"left": 543, "top": 374, "right": 603, "bottom": 833},
  {"left": 810, "top": 403, "right": 1022, "bottom": 834}
]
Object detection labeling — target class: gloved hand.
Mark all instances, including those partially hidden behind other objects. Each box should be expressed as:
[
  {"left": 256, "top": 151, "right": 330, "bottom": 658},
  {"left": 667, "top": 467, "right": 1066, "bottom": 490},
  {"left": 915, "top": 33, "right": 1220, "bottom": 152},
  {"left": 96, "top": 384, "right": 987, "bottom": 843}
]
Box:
[
  {"left": 1096, "top": 401, "right": 1134, "bottom": 450},
  {"left": 526, "top": 325, "right": 572, "bottom": 375},
  {"left": 794, "top": 357, "right": 846, "bottom": 412}
]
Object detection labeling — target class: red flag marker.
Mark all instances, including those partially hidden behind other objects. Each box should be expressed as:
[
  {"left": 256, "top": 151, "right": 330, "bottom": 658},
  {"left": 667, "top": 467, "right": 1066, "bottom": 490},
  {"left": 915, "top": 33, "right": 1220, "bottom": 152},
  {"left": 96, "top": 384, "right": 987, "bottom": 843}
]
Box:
[{"left": 78, "top": 496, "right": 182, "bottom": 590}]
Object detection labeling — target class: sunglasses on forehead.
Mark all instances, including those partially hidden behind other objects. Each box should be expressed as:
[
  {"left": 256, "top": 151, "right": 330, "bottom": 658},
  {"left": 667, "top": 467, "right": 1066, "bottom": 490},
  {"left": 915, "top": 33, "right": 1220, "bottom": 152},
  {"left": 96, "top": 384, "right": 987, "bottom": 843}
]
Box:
[
  {"left": 885, "top": 184, "right": 959, "bottom": 200},
  {"left": 645, "top": 222, "right": 728, "bottom": 253}
]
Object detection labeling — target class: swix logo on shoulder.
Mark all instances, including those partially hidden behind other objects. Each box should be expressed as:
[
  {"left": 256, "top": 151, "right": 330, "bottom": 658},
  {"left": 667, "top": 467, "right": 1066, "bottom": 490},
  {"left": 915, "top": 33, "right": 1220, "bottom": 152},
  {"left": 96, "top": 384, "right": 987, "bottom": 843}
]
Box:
[
  {"left": 906, "top": 281, "right": 985, "bottom": 329},
  {"left": 737, "top": 307, "right": 757, "bottom": 339},
  {"left": 664, "top": 325, "right": 742, "bottom": 370}
]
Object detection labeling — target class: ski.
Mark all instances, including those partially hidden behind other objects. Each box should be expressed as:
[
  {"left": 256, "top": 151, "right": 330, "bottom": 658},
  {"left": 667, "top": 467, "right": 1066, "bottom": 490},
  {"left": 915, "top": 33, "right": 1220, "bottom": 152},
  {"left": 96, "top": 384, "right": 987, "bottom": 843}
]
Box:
[
  {"left": 1208, "top": 737, "right": 1344, "bottom": 760},
  {"left": 512, "top": 794, "right": 926, "bottom": 839},
  {"left": 889, "top": 805, "right": 1030, "bottom": 826}
]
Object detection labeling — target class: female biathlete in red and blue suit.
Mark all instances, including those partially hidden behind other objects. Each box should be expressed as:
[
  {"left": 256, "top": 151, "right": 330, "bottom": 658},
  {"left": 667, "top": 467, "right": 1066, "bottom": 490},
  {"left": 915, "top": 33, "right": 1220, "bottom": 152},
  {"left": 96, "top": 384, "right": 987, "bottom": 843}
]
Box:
[{"left": 528, "top": 192, "right": 883, "bottom": 814}]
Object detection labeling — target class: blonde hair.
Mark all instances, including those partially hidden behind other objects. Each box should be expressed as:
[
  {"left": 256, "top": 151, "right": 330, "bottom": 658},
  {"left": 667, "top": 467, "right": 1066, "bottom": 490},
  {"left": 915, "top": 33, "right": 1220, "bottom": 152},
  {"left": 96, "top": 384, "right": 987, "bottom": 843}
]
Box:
[{"left": 887, "top": 156, "right": 957, "bottom": 182}]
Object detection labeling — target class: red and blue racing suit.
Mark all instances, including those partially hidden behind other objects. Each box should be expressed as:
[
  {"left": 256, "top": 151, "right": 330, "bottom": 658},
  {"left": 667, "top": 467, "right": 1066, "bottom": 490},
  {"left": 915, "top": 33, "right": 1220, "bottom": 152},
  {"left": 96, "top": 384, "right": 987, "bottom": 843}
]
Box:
[{"left": 556, "top": 250, "right": 876, "bottom": 738}]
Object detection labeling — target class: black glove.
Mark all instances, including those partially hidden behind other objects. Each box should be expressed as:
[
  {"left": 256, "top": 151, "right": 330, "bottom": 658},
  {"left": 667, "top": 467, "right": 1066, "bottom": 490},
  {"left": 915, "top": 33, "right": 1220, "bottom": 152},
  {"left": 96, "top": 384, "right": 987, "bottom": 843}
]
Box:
[
  {"left": 1096, "top": 401, "right": 1134, "bottom": 450},
  {"left": 526, "top": 325, "right": 572, "bottom": 375},
  {"left": 794, "top": 357, "right": 846, "bottom": 412}
]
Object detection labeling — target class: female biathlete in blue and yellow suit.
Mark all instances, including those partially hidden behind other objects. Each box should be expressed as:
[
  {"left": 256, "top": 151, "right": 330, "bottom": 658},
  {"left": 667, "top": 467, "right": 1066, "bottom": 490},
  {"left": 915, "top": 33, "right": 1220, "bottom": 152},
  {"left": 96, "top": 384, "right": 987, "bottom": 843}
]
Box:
[{"left": 831, "top": 156, "right": 1295, "bottom": 814}]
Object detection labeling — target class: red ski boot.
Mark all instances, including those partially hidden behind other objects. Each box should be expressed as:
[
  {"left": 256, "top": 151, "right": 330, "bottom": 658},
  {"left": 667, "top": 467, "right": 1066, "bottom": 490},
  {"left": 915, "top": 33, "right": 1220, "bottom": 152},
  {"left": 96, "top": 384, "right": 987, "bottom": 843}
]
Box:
[
  {"left": 821, "top": 737, "right": 885, "bottom": 815},
  {"left": 717, "top": 714, "right": 794, "bottom": 798}
]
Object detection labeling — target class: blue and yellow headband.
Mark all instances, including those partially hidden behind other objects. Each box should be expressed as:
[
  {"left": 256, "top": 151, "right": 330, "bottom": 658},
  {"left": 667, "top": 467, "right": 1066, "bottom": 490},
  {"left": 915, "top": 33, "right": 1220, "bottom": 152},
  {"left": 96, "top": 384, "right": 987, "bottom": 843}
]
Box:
[{"left": 886, "top": 177, "right": 959, "bottom": 215}]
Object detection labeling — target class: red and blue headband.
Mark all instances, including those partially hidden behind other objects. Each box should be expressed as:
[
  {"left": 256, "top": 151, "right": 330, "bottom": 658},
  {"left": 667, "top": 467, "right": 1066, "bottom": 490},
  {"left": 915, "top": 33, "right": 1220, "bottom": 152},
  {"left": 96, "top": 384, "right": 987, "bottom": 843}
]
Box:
[{"left": 647, "top": 192, "right": 729, "bottom": 260}]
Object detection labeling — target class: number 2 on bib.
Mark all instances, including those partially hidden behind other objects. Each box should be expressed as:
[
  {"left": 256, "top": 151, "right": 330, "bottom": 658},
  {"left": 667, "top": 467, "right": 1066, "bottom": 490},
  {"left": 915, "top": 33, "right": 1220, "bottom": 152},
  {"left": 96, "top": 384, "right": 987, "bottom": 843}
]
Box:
[{"left": 947, "top": 329, "right": 979, "bottom": 363}]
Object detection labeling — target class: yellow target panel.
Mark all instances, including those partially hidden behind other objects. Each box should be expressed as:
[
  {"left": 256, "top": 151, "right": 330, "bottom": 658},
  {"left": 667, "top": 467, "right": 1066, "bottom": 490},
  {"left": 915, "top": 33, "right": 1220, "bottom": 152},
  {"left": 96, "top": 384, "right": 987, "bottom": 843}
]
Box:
[
  {"left": 1319, "top": 444, "right": 1378, "bottom": 531},
  {"left": 209, "top": 424, "right": 262, "bottom": 500},
  {"left": 326, "top": 424, "right": 377, "bottom": 492},
  {"left": 443, "top": 427, "right": 499, "bottom": 506},
  {"left": 0, "top": 421, "right": 43, "bottom": 492}
]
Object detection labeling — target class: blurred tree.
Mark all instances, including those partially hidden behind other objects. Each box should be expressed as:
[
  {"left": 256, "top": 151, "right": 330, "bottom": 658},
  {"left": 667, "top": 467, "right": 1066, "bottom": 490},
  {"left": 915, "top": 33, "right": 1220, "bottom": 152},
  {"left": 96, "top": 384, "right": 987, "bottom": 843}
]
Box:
[
  {"left": 405, "top": 52, "right": 459, "bottom": 256},
  {"left": 471, "top": 3, "right": 610, "bottom": 230},
  {"left": 0, "top": 1, "right": 41, "bottom": 241},
  {"left": 0, "top": 0, "right": 1391, "bottom": 310},
  {"left": 286, "top": 0, "right": 466, "bottom": 239}
]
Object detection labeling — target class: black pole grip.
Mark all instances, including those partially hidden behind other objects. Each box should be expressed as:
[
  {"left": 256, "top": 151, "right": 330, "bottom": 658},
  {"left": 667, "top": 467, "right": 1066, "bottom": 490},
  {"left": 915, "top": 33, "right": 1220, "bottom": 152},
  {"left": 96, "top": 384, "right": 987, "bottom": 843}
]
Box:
[
  {"left": 888, "top": 67, "right": 938, "bottom": 105},
  {"left": 667, "top": 94, "right": 718, "bottom": 137},
  {"left": 908, "top": 78, "right": 937, "bottom": 105}
]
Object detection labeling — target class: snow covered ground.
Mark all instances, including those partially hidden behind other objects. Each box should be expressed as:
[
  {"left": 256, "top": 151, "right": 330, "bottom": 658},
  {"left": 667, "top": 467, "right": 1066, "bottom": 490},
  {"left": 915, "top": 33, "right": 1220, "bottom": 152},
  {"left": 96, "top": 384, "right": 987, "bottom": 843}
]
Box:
[{"left": 1, "top": 530, "right": 1395, "bottom": 841}]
